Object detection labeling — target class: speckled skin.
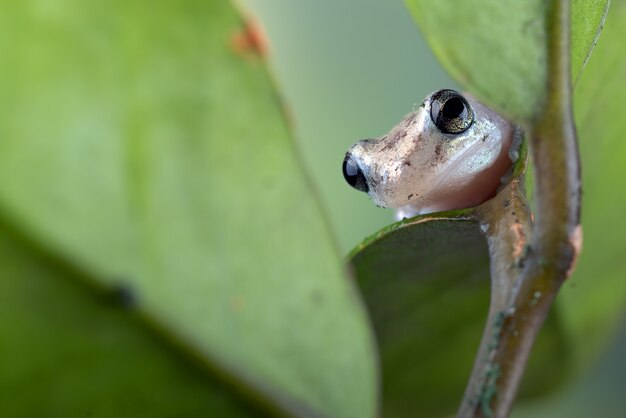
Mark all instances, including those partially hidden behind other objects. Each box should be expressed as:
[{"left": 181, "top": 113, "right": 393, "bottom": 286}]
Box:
[{"left": 345, "top": 91, "right": 513, "bottom": 217}]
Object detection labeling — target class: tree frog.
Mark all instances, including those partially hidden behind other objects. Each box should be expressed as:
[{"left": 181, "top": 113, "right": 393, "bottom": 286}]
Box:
[{"left": 342, "top": 89, "right": 514, "bottom": 218}]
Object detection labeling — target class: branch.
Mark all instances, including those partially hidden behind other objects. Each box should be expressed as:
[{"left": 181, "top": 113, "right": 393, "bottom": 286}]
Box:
[{"left": 457, "top": 0, "right": 582, "bottom": 416}]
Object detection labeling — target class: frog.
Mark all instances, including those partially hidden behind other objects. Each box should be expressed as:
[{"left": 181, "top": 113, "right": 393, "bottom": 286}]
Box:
[{"left": 342, "top": 89, "right": 515, "bottom": 219}]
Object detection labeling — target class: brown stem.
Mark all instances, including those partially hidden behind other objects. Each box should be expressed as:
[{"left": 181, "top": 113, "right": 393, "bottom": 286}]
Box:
[
  {"left": 457, "top": 177, "right": 534, "bottom": 418},
  {"left": 457, "top": 0, "right": 582, "bottom": 416}
]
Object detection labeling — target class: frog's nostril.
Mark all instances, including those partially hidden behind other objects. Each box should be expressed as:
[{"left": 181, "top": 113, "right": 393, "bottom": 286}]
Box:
[{"left": 342, "top": 155, "right": 369, "bottom": 193}]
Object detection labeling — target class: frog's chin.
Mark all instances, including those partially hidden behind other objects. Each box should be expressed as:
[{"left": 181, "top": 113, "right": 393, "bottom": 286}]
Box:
[
  {"left": 394, "top": 205, "right": 425, "bottom": 220},
  {"left": 374, "top": 189, "right": 458, "bottom": 218},
  {"left": 393, "top": 202, "right": 458, "bottom": 221}
]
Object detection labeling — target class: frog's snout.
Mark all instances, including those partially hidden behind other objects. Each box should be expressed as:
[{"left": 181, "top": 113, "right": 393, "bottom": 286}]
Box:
[{"left": 342, "top": 153, "right": 369, "bottom": 193}]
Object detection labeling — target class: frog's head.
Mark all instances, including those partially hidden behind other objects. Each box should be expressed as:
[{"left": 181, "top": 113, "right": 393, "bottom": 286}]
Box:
[{"left": 342, "top": 89, "right": 514, "bottom": 214}]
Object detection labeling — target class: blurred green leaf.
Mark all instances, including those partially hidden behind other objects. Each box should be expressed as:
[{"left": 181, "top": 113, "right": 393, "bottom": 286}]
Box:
[
  {"left": 0, "top": 222, "right": 268, "bottom": 418},
  {"left": 350, "top": 214, "right": 567, "bottom": 417},
  {"left": 404, "top": 0, "right": 609, "bottom": 123},
  {"left": 0, "top": 1, "right": 376, "bottom": 417}
]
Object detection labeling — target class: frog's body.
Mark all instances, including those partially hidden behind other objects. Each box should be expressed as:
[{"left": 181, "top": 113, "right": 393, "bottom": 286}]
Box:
[{"left": 342, "top": 89, "right": 514, "bottom": 217}]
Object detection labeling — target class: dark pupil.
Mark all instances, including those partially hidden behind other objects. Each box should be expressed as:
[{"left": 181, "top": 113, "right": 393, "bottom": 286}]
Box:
[
  {"left": 429, "top": 89, "right": 474, "bottom": 134},
  {"left": 442, "top": 97, "right": 465, "bottom": 119}
]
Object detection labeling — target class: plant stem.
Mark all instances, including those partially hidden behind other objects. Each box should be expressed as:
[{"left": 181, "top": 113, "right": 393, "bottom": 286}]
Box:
[
  {"left": 457, "top": 0, "right": 582, "bottom": 416},
  {"left": 458, "top": 178, "right": 533, "bottom": 418}
]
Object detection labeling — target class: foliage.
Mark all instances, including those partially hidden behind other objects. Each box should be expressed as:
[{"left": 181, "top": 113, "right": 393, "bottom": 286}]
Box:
[
  {"left": 0, "top": 1, "right": 375, "bottom": 417},
  {"left": 405, "top": 0, "right": 608, "bottom": 124},
  {"left": 0, "top": 0, "right": 624, "bottom": 417}
]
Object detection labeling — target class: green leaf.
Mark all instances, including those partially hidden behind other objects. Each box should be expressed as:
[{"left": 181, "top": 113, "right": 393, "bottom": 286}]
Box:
[
  {"left": 350, "top": 214, "right": 567, "bottom": 417},
  {"left": 572, "top": 0, "right": 610, "bottom": 83},
  {"left": 557, "top": 0, "right": 626, "bottom": 366},
  {"left": 0, "top": 1, "right": 377, "bottom": 417},
  {"left": 404, "top": 0, "right": 609, "bottom": 123},
  {"left": 0, "top": 223, "right": 267, "bottom": 418}
]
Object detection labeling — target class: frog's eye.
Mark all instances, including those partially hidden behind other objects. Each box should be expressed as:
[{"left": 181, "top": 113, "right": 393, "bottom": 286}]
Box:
[
  {"left": 342, "top": 154, "right": 369, "bottom": 193},
  {"left": 430, "top": 89, "right": 474, "bottom": 134}
]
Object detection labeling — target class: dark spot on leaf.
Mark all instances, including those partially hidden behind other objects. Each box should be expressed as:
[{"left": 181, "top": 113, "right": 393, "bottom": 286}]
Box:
[
  {"left": 503, "top": 200, "right": 510, "bottom": 208},
  {"left": 109, "top": 284, "right": 137, "bottom": 309}
]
